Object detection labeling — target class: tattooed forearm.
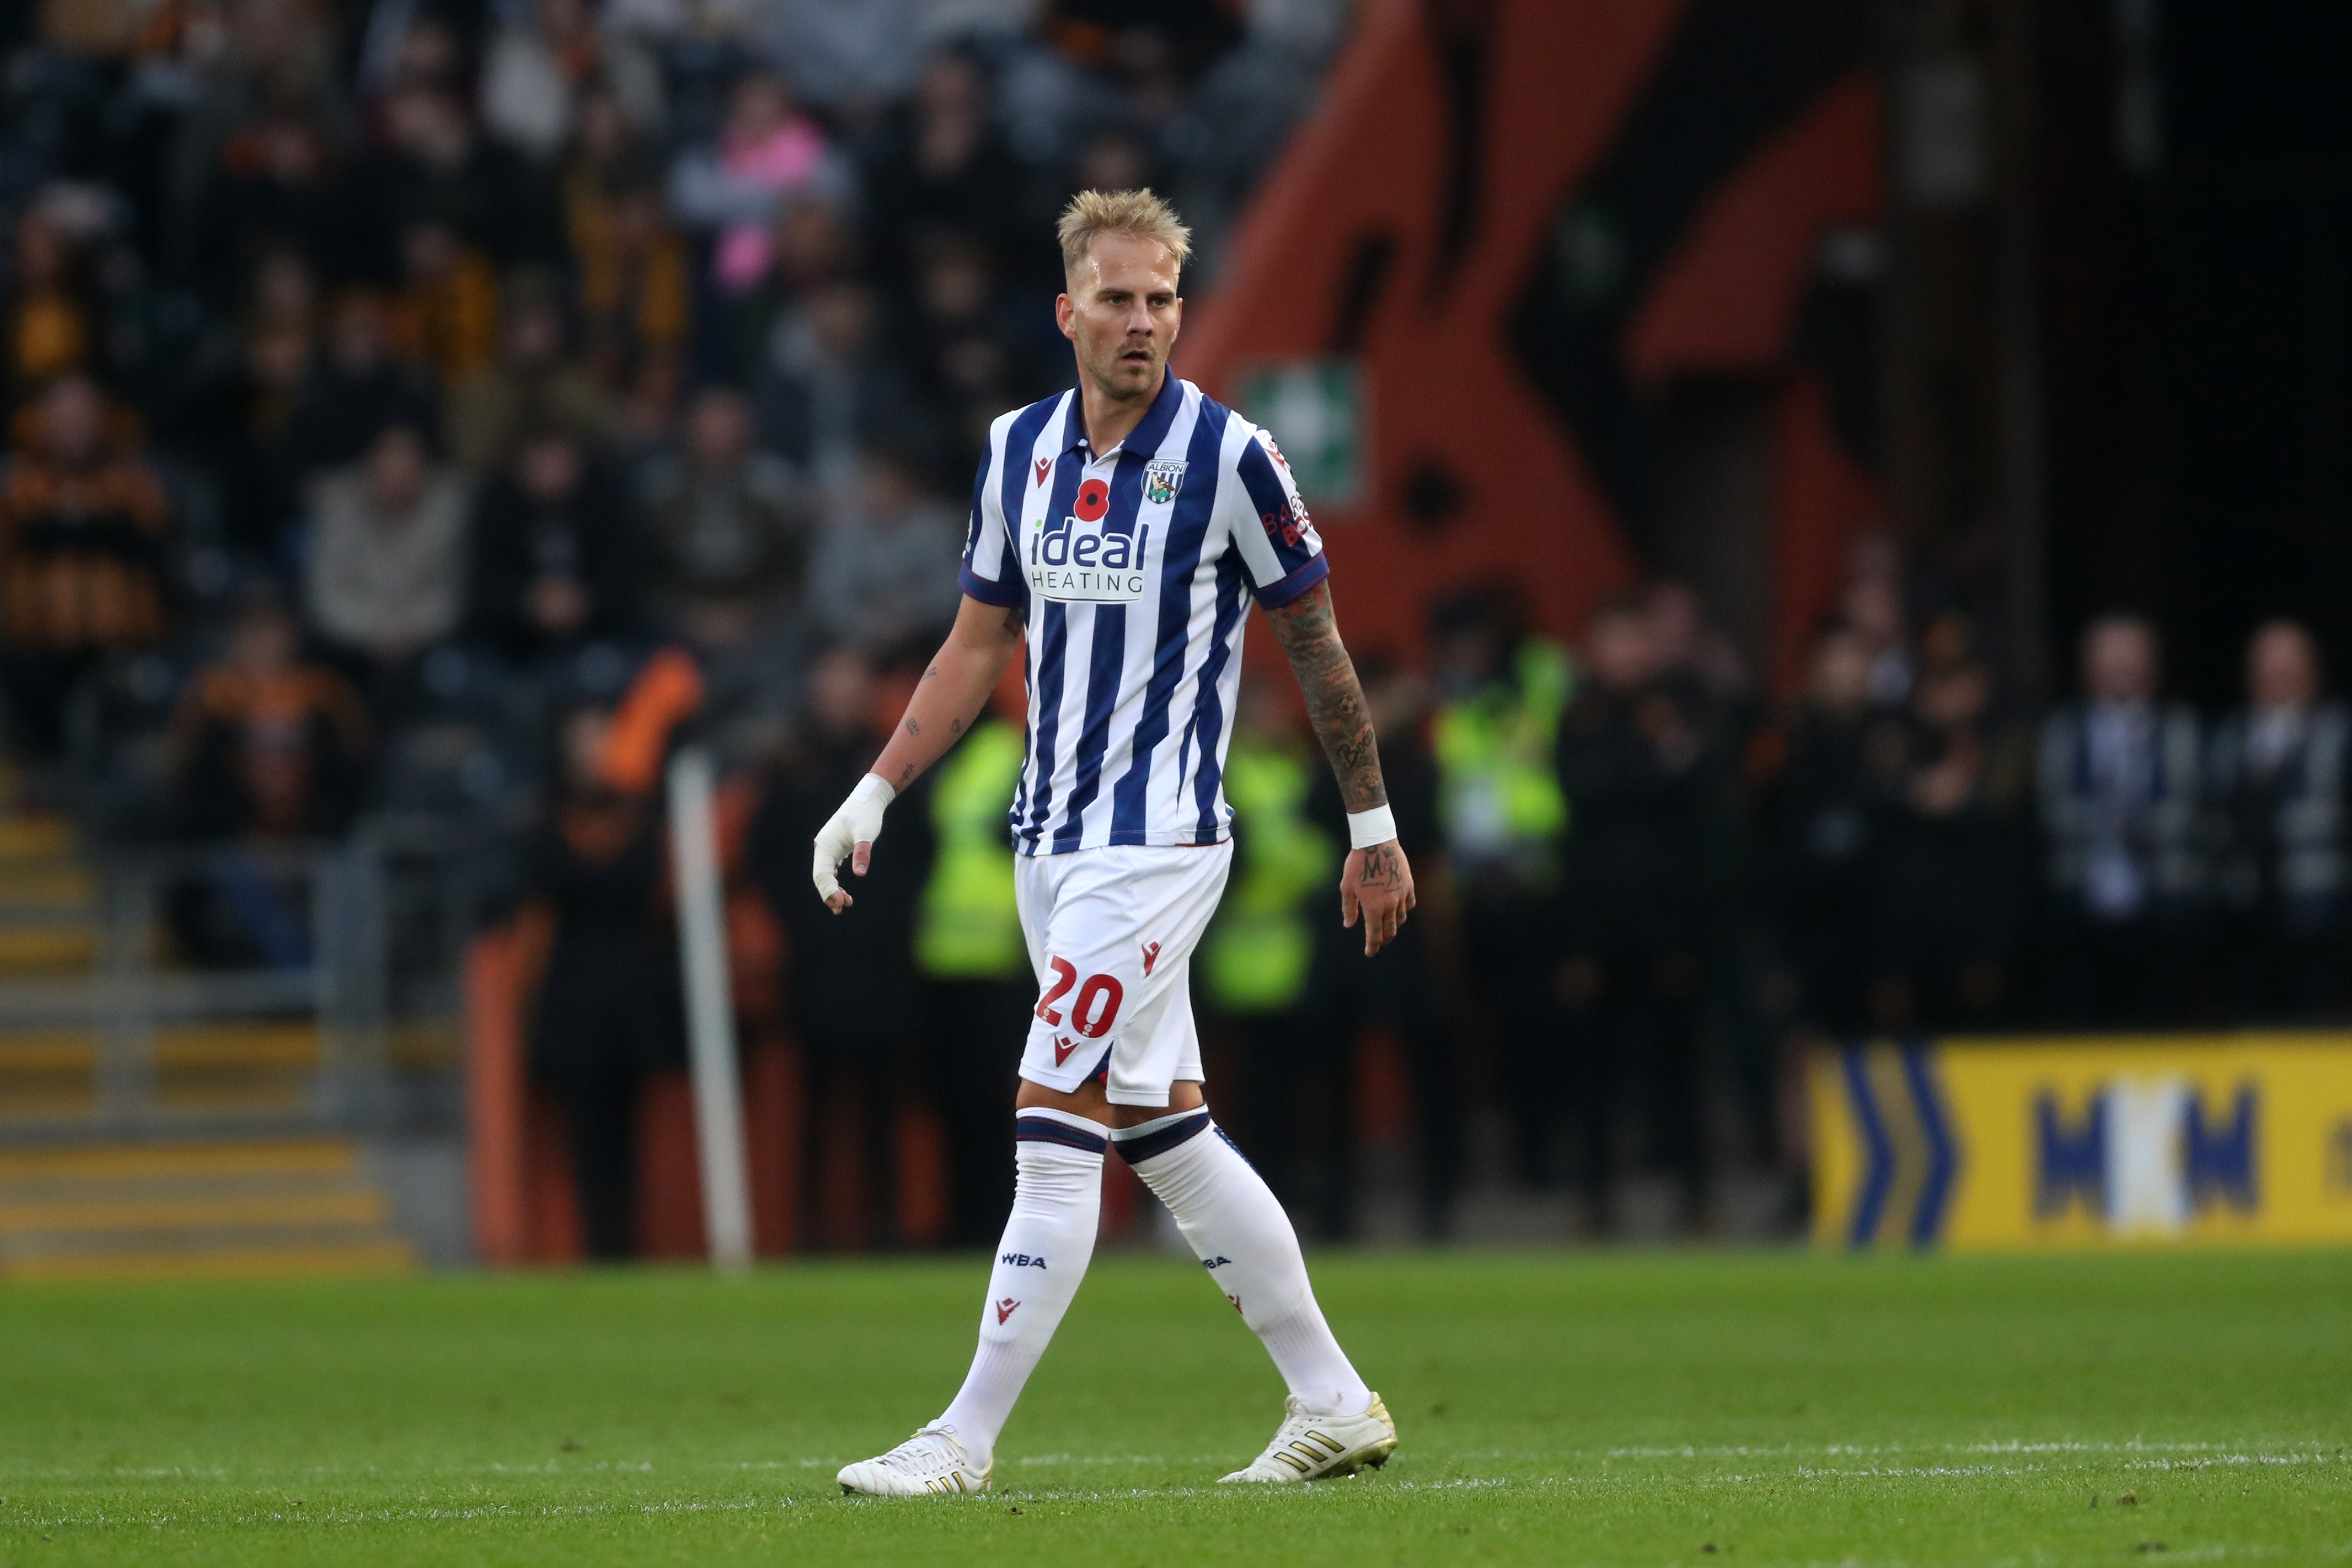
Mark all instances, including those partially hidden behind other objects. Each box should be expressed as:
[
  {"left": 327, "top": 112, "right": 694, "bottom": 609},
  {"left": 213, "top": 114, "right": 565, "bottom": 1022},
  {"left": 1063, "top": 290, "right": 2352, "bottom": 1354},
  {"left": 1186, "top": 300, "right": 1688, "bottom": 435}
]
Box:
[{"left": 1266, "top": 582, "right": 1387, "bottom": 813}]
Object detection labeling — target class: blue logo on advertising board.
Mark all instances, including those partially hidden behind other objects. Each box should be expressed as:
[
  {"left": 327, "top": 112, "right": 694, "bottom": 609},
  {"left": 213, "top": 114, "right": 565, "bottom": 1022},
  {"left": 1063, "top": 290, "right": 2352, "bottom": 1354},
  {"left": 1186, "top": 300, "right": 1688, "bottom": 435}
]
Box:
[{"left": 2033, "top": 1081, "right": 2256, "bottom": 1231}]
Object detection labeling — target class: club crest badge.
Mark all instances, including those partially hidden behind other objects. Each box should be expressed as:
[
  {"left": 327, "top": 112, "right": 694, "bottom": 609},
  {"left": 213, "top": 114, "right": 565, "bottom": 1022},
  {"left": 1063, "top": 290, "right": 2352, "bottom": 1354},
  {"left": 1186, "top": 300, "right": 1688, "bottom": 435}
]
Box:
[{"left": 1142, "top": 459, "right": 1187, "bottom": 506}]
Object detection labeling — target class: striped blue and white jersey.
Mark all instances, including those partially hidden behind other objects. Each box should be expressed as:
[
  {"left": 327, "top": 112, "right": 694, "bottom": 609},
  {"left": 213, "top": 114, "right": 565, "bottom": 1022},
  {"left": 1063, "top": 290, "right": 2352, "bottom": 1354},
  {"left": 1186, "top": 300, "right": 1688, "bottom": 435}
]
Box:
[{"left": 958, "top": 372, "right": 1327, "bottom": 856}]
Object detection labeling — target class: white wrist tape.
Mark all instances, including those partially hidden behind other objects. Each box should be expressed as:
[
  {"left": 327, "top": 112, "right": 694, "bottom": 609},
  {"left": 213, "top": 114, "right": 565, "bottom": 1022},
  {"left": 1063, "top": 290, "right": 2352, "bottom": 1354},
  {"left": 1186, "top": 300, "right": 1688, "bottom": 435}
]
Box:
[
  {"left": 850, "top": 773, "right": 896, "bottom": 808},
  {"left": 1346, "top": 804, "right": 1398, "bottom": 850}
]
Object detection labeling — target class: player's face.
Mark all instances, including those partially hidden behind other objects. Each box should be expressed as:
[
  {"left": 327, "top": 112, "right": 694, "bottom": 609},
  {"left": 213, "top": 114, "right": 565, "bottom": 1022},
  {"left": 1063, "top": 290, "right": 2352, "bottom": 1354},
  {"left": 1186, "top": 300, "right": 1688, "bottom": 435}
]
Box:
[{"left": 1057, "top": 235, "right": 1182, "bottom": 404}]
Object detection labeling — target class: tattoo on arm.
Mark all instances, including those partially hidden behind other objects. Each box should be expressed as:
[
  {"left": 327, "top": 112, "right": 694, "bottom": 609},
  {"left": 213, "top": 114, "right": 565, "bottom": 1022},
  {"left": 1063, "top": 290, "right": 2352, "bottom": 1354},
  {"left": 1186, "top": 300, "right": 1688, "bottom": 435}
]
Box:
[
  {"left": 1265, "top": 583, "right": 1387, "bottom": 813},
  {"left": 903, "top": 717, "right": 919, "bottom": 737}
]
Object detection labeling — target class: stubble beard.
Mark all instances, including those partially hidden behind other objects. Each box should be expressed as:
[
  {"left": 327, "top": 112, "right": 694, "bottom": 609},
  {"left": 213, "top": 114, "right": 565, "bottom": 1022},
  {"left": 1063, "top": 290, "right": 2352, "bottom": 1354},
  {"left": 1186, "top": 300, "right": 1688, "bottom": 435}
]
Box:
[{"left": 1086, "top": 337, "right": 1161, "bottom": 406}]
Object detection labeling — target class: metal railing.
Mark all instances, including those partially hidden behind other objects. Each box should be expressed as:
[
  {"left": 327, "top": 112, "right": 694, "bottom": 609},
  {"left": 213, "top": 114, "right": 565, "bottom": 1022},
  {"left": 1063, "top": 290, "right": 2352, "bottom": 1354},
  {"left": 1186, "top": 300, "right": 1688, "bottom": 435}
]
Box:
[{"left": 0, "top": 821, "right": 489, "bottom": 1142}]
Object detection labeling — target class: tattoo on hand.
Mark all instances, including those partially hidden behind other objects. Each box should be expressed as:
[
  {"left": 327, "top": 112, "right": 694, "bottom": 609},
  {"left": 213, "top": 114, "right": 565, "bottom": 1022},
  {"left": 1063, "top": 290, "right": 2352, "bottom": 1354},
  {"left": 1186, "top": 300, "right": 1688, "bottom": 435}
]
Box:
[
  {"left": 1267, "top": 583, "right": 1387, "bottom": 813},
  {"left": 1360, "top": 843, "right": 1406, "bottom": 889}
]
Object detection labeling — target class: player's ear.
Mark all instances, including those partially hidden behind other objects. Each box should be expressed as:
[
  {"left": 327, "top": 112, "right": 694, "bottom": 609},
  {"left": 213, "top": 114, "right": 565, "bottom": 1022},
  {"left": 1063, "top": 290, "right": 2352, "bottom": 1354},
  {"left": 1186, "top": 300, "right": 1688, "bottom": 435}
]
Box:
[{"left": 1054, "top": 292, "right": 1077, "bottom": 341}]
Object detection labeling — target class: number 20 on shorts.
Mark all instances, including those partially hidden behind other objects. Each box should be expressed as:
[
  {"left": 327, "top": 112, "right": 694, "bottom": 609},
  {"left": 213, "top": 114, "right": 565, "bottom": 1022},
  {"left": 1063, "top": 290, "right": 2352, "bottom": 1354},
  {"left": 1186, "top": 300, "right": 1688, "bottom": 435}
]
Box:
[{"left": 1035, "top": 957, "right": 1124, "bottom": 1038}]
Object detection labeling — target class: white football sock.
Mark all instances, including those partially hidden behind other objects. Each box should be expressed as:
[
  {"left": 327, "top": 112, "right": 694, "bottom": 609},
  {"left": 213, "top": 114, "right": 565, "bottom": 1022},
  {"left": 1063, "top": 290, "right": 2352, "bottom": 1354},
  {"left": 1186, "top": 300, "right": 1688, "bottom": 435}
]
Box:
[
  {"left": 934, "top": 1109, "right": 1105, "bottom": 1463},
  {"left": 1114, "top": 1109, "right": 1371, "bottom": 1416}
]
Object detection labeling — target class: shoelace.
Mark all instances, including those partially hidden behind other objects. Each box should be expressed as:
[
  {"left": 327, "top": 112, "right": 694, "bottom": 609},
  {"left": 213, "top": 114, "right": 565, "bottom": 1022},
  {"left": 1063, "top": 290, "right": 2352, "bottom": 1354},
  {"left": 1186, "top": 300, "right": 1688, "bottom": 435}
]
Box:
[{"left": 877, "top": 1431, "right": 961, "bottom": 1479}]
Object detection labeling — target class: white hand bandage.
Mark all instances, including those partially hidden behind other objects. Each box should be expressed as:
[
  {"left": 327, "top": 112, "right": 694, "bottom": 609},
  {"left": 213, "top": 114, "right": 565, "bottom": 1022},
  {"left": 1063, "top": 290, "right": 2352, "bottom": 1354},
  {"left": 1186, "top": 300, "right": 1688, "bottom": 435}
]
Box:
[{"left": 812, "top": 774, "right": 896, "bottom": 905}]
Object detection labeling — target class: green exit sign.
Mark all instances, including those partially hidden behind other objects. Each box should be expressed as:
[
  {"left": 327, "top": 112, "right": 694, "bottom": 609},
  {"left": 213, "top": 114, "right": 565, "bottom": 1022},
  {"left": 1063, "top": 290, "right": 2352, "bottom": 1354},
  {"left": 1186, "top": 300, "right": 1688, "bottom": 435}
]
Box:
[{"left": 1235, "top": 359, "right": 1367, "bottom": 507}]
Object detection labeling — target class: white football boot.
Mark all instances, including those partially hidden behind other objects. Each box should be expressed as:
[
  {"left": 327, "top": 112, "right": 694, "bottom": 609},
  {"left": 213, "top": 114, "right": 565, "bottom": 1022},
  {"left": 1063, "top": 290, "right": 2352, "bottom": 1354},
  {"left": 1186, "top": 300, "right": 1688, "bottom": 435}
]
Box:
[
  {"left": 836, "top": 1425, "right": 992, "bottom": 1496},
  {"left": 1218, "top": 1393, "right": 1399, "bottom": 1483}
]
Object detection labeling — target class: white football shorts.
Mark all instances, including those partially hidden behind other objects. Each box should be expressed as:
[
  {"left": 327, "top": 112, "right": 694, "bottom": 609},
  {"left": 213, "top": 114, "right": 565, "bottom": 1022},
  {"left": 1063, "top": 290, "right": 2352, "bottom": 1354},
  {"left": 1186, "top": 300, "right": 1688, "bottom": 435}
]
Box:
[{"left": 1014, "top": 841, "right": 1234, "bottom": 1107}]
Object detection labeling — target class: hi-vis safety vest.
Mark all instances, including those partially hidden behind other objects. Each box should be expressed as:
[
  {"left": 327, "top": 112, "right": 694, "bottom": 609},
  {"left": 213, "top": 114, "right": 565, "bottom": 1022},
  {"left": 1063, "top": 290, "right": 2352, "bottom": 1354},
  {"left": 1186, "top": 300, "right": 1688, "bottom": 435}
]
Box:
[
  {"left": 1432, "top": 638, "right": 1574, "bottom": 880},
  {"left": 915, "top": 720, "right": 1028, "bottom": 979},
  {"left": 1203, "top": 737, "right": 1336, "bottom": 1014}
]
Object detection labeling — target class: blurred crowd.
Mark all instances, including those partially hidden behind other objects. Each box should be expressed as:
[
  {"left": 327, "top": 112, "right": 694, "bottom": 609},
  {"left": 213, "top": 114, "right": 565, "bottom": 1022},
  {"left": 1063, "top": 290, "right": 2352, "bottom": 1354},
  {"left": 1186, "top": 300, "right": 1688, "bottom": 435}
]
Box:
[
  {"left": 0, "top": 0, "right": 1347, "bottom": 815},
  {"left": 0, "top": 0, "right": 1348, "bottom": 1251},
  {"left": 602, "top": 534, "right": 2352, "bottom": 1256},
  {"left": 9, "top": 1, "right": 2348, "bottom": 1257},
  {"left": 1220, "top": 552, "right": 2352, "bottom": 1245}
]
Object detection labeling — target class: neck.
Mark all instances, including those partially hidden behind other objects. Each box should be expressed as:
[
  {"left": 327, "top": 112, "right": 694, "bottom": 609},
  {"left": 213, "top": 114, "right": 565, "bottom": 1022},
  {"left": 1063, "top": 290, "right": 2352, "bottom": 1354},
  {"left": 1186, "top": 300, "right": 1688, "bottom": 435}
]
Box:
[{"left": 1079, "top": 366, "right": 1161, "bottom": 455}]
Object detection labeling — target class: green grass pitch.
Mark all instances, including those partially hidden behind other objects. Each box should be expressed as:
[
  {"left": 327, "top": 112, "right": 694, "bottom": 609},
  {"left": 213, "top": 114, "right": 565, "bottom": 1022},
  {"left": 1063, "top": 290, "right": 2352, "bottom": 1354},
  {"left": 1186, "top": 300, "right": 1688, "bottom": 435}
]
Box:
[{"left": 2, "top": 1249, "right": 2347, "bottom": 1565}]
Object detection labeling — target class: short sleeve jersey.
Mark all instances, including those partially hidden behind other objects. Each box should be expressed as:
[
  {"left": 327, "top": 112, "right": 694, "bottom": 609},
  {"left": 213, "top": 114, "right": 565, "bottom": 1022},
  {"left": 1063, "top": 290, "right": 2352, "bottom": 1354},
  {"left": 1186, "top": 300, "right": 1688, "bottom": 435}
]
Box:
[{"left": 958, "top": 372, "right": 1327, "bottom": 855}]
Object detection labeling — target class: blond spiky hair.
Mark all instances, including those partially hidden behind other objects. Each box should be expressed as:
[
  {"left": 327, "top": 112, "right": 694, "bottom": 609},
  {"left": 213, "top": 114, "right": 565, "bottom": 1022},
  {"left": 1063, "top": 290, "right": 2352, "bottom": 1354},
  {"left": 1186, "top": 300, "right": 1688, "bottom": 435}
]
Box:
[{"left": 1057, "top": 188, "right": 1192, "bottom": 281}]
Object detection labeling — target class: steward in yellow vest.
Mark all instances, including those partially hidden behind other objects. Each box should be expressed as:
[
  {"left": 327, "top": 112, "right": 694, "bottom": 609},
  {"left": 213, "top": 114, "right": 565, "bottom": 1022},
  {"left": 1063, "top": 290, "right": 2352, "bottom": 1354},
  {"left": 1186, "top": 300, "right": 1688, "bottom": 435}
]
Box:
[
  {"left": 1427, "top": 586, "right": 1576, "bottom": 1190},
  {"left": 1203, "top": 719, "right": 1338, "bottom": 1017},
  {"left": 915, "top": 718, "right": 1028, "bottom": 981},
  {"left": 1299, "top": 653, "right": 1463, "bottom": 1239},
  {"left": 1202, "top": 678, "right": 1342, "bottom": 1207},
  {"left": 1432, "top": 634, "right": 1574, "bottom": 896},
  {"left": 912, "top": 712, "right": 1032, "bottom": 1244}
]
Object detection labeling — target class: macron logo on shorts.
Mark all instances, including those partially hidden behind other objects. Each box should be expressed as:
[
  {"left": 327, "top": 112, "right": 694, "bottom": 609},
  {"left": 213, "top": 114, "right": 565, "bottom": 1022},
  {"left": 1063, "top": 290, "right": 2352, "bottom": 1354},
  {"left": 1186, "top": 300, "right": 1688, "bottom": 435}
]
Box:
[
  {"left": 1142, "top": 941, "right": 1161, "bottom": 976},
  {"left": 1052, "top": 1034, "right": 1080, "bottom": 1066}
]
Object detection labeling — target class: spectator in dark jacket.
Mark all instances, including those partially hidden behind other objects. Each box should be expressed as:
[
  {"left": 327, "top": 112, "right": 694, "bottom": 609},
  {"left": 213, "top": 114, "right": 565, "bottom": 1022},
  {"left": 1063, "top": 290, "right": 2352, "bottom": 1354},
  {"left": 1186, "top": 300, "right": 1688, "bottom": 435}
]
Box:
[
  {"left": 1764, "top": 626, "right": 1888, "bottom": 1041},
  {"left": 285, "top": 288, "right": 441, "bottom": 481},
  {"left": 641, "top": 386, "right": 811, "bottom": 651},
  {"left": 363, "top": 84, "right": 562, "bottom": 278},
  {"left": 861, "top": 53, "right": 1033, "bottom": 291},
  {"left": 1553, "top": 593, "right": 1732, "bottom": 1229},
  {"left": 1866, "top": 617, "right": 2030, "bottom": 1032},
  {"left": 467, "top": 429, "right": 640, "bottom": 662},
  {"left": 172, "top": 281, "right": 317, "bottom": 561},
  {"left": 187, "top": 110, "right": 349, "bottom": 303},
  {"left": 521, "top": 703, "right": 684, "bottom": 1259},
  {"left": 751, "top": 643, "right": 935, "bottom": 1249},
  {"left": 2207, "top": 619, "right": 2350, "bottom": 1017}
]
